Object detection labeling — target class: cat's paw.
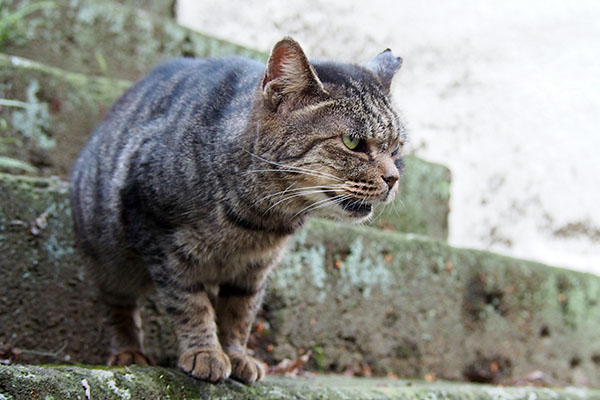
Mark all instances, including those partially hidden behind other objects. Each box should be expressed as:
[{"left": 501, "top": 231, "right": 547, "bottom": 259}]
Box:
[
  {"left": 108, "top": 350, "right": 154, "bottom": 366},
  {"left": 228, "top": 352, "right": 267, "bottom": 384},
  {"left": 178, "top": 348, "right": 232, "bottom": 382}
]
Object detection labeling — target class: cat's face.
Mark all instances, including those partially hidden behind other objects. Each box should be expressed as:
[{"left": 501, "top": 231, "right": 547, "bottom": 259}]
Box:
[{"left": 254, "top": 38, "right": 405, "bottom": 222}]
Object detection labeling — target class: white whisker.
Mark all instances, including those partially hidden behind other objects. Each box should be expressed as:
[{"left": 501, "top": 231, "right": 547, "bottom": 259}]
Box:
[
  {"left": 256, "top": 184, "right": 348, "bottom": 204},
  {"left": 264, "top": 189, "right": 345, "bottom": 214},
  {"left": 291, "top": 194, "right": 351, "bottom": 219},
  {"left": 244, "top": 150, "right": 343, "bottom": 182}
]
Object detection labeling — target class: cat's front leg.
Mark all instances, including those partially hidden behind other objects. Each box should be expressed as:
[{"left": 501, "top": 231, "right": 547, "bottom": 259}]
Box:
[
  {"left": 216, "top": 279, "right": 268, "bottom": 384},
  {"left": 152, "top": 266, "right": 231, "bottom": 382}
]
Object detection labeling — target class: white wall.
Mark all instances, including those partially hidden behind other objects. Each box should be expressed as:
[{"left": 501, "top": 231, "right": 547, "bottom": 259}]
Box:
[{"left": 177, "top": 0, "right": 600, "bottom": 274}]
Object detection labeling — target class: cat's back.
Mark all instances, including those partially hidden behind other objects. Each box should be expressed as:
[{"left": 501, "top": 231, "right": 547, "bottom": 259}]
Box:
[
  {"left": 70, "top": 55, "right": 264, "bottom": 256},
  {"left": 102, "top": 55, "right": 263, "bottom": 136},
  {"left": 72, "top": 55, "right": 263, "bottom": 182}
]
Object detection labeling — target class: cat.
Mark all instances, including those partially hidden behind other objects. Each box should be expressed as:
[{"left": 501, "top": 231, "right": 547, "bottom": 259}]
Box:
[{"left": 69, "top": 37, "right": 405, "bottom": 384}]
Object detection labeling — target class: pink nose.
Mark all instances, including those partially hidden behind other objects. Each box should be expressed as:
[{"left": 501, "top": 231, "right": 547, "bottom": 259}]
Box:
[{"left": 382, "top": 174, "right": 398, "bottom": 189}]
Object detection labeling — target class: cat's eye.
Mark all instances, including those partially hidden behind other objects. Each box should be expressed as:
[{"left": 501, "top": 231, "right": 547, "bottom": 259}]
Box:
[{"left": 342, "top": 134, "right": 362, "bottom": 150}]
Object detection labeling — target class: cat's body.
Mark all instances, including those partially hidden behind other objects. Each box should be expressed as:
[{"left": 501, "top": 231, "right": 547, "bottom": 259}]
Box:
[{"left": 70, "top": 38, "right": 405, "bottom": 383}]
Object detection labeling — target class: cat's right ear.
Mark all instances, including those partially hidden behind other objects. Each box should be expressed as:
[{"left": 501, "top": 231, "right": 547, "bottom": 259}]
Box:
[
  {"left": 262, "top": 37, "right": 326, "bottom": 111},
  {"left": 363, "top": 49, "right": 403, "bottom": 94}
]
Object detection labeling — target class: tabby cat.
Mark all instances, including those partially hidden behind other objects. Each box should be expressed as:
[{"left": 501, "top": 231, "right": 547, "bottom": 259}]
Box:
[{"left": 70, "top": 37, "right": 405, "bottom": 384}]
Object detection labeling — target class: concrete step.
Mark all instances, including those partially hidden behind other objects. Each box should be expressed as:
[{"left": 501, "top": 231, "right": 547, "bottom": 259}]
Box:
[
  {"left": 1, "top": 173, "right": 598, "bottom": 386},
  {"left": 1, "top": 365, "right": 599, "bottom": 400},
  {"left": 0, "top": 54, "right": 450, "bottom": 238},
  {"left": 2, "top": 0, "right": 266, "bottom": 81}
]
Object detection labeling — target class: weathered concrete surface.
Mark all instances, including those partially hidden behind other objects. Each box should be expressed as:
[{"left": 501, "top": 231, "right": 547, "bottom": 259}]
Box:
[
  {"left": 263, "top": 222, "right": 600, "bottom": 386},
  {"left": 114, "top": 0, "right": 175, "bottom": 18},
  {"left": 1, "top": 173, "right": 599, "bottom": 386},
  {"left": 1, "top": 365, "right": 599, "bottom": 400},
  {"left": 0, "top": 54, "right": 130, "bottom": 177},
  {"left": 0, "top": 173, "right": 178, "bottom": 367},
  {"left": 0, "top": 54, "right": 449, "bottom": 237},
  {"left": 1, "top": 0, "right": 267, "bottom": 81}
]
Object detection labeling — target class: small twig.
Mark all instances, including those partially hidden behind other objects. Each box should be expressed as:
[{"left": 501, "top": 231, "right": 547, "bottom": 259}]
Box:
[
  {"left": 19, "top": 340, "right": 68, "bottom": 358},
  {"left": 0, "top": 98, "right": 29, "bottom": 109}
]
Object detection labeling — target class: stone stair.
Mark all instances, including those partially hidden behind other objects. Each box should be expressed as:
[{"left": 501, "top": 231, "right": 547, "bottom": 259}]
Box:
[
  {"left": 2, "top": 365, "right": 600, "bottom": 399},
  {"left": 1, "top": 0, "right": 599, "bottom": 398},
  {"left": 2, "top": 172, "right": 600, "bottom": 390},
  {"left": 1, "top": 0, "right": 265, "bottom": 81}
]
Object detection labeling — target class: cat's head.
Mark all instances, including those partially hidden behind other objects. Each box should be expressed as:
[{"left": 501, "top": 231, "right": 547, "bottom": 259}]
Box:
[{"left": 252, "top": 37, "right": 405, "bottom": 223}]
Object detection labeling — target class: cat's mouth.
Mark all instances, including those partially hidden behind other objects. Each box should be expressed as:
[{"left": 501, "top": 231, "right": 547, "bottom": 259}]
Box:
[
  {"left": 320, "top": 191, "right": 374, "bottom": 218},
  {"left": 339, "top": 198, "right": 373, "bottom": 216}
]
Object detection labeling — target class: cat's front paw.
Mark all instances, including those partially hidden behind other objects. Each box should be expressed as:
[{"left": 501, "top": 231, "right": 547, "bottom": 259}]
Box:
[
  {"left": 228, "top": 352, "right": 267, "bottom": 384},
  {"left": 108, "top": 350, "right": 154, "bottom": 366},
  {"left": 178, "top": 348, "right": 232, "bottom": 382}
]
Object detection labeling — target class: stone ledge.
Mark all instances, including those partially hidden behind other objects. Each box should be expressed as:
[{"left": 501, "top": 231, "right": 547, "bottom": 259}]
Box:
[
  {"left": 1, "top": 365, "right": 599, "bottom": 400},
  {"left": 1, "top": 173, "right": 599, "bottom": 385}
]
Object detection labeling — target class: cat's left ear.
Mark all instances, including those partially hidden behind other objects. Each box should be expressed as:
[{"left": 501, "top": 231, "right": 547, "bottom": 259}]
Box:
[
  {"left": 363, "top": 49, "right": 403, "bottom": 94},
  {"left": 262, "top": 37, "right": 326, "bottom": 110}
]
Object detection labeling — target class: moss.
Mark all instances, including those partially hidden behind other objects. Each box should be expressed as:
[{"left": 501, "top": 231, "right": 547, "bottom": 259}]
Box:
[
  {"left": 7, "top": 80, "right": 54, "bottom": 151},
  {"left": 1, "top": 365, "right": 600, "bottom": 400}
]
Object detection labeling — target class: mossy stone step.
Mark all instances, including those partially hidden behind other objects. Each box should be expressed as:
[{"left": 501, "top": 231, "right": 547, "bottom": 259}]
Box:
[
  {"left": 0, "top": 54, "right": 130, "bottom": 177},
  {"left": 1, "top": 173, "right": 598, "bottom": 386},
  {"left": 1, "top": 0, "right": 266, "bottom": 81},
  {"left": 0, "top": 54, "right": 450, "bottom": 238},
  {"left": 2, "top": 365, "right": 599, "bottom": 400}
]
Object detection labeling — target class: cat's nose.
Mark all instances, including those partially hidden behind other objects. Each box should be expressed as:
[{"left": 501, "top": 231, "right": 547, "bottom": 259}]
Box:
[{"left": 382, "top": 174, "right": 398, "bottom": 189}]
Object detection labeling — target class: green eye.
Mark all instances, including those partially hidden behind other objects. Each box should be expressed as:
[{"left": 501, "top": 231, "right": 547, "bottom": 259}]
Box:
[{"left": 342, "top": 134, "right": 361, "bottom": 150}]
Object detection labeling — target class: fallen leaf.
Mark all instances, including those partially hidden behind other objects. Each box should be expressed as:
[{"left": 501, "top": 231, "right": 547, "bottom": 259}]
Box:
[{"left": 269, "top": 350, "right": 312, "bottom": 377}]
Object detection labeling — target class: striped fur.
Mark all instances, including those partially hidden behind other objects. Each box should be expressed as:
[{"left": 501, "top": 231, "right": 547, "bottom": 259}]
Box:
[{"left": 70, "top": 37, "right": 405, "bottom": 384}]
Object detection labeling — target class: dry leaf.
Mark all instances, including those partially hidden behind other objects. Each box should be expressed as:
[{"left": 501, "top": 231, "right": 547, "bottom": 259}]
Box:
[{"left": 269, "top": 350, "right": 312, "bottom": 377}]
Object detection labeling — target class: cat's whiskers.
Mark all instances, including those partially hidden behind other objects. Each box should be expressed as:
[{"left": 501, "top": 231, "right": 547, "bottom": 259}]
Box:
[
  {"left": 244, "top": 150, "right": 343, "bottom": 182},
  {"left": 291, "top": 194, "right": 352, "bottom": 220},
  {"left": 263, "top": 189, "right": 347, "bottom": 215},
  {"left": 256, "top": 183, "right": 348, "bottom": 205},
  {"left": 369, "top": 202, "right": 388, "bottom": 225},
  {"left": 246, "top": 168, "right": 342, "bottom": 183},
  {"left": 255, "top": 183, "right": 297, "bottom": 204},
  {"left": 391, "top": 195, "right": 405, "bottom": 217}
]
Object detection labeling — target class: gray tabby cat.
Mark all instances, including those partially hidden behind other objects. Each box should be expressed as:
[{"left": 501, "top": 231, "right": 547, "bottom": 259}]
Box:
[{"left": 70, "top": 37, "right": 405, "bottom": 384}]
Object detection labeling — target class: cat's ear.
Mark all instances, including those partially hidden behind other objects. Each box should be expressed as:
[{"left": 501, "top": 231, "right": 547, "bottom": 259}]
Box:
[
  {"left": 363, "top": 49, "right": 403, "bottom": 94},
  {"left": 262, "top": 37, "right": 326, "bottom": 110}
]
